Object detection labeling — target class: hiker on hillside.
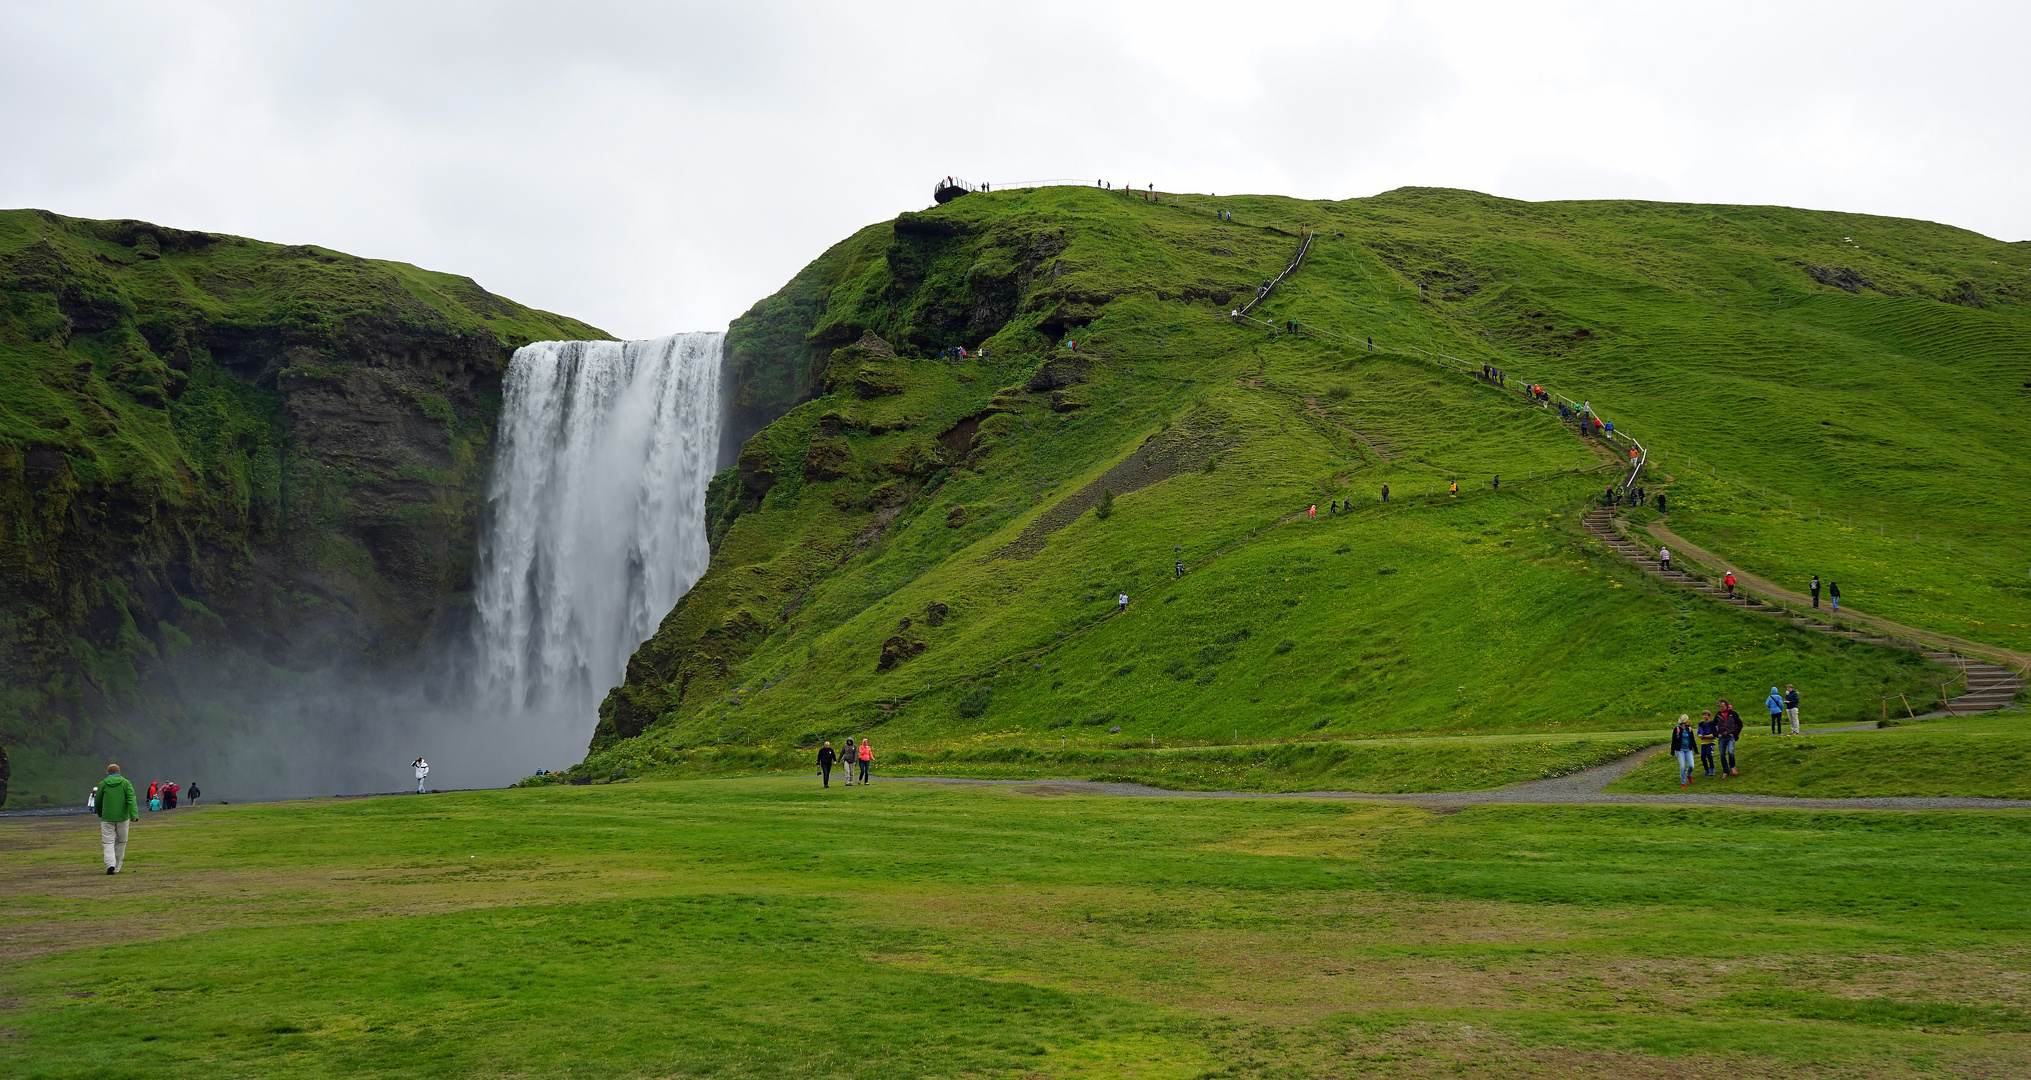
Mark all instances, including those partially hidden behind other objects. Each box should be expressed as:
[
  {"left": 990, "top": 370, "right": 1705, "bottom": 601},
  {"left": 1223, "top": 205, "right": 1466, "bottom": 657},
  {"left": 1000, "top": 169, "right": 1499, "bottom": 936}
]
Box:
[
  {"left": 1603, "top": 485, "right": 1616, "bottom": 507},
  {"left": 413, "top": 757, "right": 430, "bottom": 794},
  {"left": 1671, "top": 716, "right": 1698, "bottom": 788},
  {"left": 1448, "top": 480, "right": 1458, "bottom": 498},
  {"left": 1656, "top": 492, "right": 1667, "bottom": 514},
  {"left": 1117, "top": 592, "right": 1129, "bottom": 614},
  {"left": 1697, "top": 711, "right": 1719, "bottom": 776},
  {"left": 1308, "top": 504, "right": 1317, "bottom": 519},
  {"left": 1766, "top": 687, "right": 1785, "bottom": 735},
  {"left": 1810, "top": 575, "right": 1821, "bottom": 608},
  {"left": 94, "top": 765, "right": 139, "bottom": 874},
  {"left": 1785, "top": 685, "right": 1801, "bottom": 735},
  {"left": 1174, "top": 560, "right": 1184, "bottom": 578},
  {"left": 1659, "top": 546, "right": 1671, "bottom": 573},
  {"left": 1492, "top": 475, "right": 1499, "bottom": 491},
  {"left": 856, "top": 739, "right": 873, "bottom": 784},
  {"left": 1381, "top": 483, "right": 1389, "bottom": 502},
  {"left": 1717, "top": 701, "right": 1742, "bottom": 776},
  {"left": 817, "top": 741, "right": 838, "bottom": 788},
  {"left": 1723, "top": 571, "right": 1736, "bottom": 597},
  {"left": 1829, "top": 581, "right": 1841, "bottom": 611}
]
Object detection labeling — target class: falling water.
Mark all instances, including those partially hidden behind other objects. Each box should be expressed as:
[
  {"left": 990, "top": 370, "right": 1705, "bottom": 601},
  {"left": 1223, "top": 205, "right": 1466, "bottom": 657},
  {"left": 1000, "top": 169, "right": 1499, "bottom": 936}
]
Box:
[{"left": 472, "top": 332, "right": 724, "bottom": 742}]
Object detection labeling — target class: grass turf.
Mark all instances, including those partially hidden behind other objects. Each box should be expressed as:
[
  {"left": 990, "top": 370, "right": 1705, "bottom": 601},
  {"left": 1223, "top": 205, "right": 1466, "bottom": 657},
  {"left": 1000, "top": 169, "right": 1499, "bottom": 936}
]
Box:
[{"left": 5, "top": 780, "right": 2031, "bottom": 1078}]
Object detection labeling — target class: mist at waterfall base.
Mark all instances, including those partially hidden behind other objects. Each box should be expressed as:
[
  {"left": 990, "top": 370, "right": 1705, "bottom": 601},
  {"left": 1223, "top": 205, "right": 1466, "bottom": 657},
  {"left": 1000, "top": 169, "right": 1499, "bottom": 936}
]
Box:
[{"left": 140, "top": 333, "right": 725, "bottom": 802}]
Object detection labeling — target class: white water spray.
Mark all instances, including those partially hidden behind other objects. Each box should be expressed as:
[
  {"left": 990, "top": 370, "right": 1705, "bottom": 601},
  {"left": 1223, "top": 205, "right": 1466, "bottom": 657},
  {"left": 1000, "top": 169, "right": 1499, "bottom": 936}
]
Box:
[{"left": 473, "top": 331, "right": 724, "bottom": 746}]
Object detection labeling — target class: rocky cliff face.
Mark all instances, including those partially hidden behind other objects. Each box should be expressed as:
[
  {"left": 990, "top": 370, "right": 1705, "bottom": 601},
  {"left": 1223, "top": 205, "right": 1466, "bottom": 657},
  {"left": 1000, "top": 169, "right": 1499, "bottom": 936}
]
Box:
[{"left": 0, "top": 210, "right": 606, "bottom": 806}]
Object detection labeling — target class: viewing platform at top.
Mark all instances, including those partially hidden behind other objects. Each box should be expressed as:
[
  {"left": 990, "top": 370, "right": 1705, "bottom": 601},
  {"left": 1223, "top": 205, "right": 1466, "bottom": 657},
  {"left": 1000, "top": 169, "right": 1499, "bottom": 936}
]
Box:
[{"left": 933, "top": 177, "right": 984, "bottom": 203}]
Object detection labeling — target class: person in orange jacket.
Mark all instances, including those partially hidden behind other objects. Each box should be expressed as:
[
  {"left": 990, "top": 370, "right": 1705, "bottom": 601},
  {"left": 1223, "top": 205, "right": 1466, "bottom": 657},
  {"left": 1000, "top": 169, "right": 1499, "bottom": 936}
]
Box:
[{"left": 856, "top": 739, "right": 873, "bottom": 785}]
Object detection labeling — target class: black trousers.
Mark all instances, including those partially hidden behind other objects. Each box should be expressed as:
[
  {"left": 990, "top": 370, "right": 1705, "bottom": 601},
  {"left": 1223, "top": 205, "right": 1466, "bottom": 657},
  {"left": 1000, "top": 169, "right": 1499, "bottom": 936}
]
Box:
[
  {"left": 821, "top": 764, "right": 832, "bottom": 787},
  {"left": 1770, "top": 713, "right": 1782, "bottom": 734}
]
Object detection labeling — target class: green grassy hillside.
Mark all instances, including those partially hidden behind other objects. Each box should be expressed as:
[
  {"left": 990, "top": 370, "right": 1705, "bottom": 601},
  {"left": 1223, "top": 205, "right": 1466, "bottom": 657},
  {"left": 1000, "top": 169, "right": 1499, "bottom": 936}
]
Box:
[
  {"left": 591, "top": 185, "right": 2025, "bottom": 772},
  {"left": 0, "top": 209, "right": 606, "bottom": 805}
]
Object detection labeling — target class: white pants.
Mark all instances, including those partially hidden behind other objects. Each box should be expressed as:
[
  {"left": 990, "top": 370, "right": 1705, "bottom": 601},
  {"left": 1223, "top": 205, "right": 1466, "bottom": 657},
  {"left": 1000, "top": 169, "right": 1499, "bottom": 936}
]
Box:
[
  {"left": 100, "top": 820, "right": 130, "bottom": 870},
  {"left": 1787, "top": 707, "right": 1800, "bottom": 734}
]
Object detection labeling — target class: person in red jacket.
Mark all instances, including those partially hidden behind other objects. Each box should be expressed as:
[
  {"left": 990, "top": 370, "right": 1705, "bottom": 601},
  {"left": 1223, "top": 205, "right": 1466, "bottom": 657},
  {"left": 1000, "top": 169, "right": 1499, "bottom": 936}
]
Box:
[
  {"left": 856, "top": 739, "right": 873, "bottom": 785},
  {"left": 1723, "top": 571, "right": 1736, "bottom": 597}
]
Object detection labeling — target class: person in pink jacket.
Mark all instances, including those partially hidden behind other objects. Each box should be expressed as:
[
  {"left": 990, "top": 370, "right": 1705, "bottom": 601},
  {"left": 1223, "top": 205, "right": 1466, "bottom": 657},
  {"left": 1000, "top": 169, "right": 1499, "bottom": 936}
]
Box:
[{"left": 856, "top": 739, "right": 873, "bottom": 785}]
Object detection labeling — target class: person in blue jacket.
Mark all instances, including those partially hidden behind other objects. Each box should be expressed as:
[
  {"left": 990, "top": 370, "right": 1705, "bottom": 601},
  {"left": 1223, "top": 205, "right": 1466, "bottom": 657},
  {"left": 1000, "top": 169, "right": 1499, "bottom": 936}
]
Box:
[
  {"left": 1670, "top": 715, "right": 1698, "bottom": 788},
  {"left": 1766, "top": 687, "right": 1785, "bottom": 735}
]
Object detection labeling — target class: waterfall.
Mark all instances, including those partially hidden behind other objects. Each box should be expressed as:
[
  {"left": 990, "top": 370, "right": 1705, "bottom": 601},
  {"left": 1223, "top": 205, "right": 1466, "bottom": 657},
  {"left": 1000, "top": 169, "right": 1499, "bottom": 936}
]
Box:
[{"left": 473, "top": 331, "right": 724, "bottom": 730}]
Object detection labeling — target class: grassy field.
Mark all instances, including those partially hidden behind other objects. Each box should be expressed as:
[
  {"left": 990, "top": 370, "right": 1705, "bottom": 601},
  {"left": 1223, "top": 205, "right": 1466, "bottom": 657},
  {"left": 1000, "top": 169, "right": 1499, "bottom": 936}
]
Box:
[
  {"left": 1607, "top": 713, "right": 2031, "bottom": 799},
  {"left": 5, "top": 780, "right": 2031, "bottom": 1079},
  {"left": 595, "top": 183, "right": 2027, "bottom": 772}
]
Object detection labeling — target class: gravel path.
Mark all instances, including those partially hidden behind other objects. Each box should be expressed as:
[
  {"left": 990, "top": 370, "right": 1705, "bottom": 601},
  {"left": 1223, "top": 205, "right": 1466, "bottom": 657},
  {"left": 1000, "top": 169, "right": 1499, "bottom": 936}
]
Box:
[{"left": 898, "top": 739, "right": 2031, "bottom": 811}]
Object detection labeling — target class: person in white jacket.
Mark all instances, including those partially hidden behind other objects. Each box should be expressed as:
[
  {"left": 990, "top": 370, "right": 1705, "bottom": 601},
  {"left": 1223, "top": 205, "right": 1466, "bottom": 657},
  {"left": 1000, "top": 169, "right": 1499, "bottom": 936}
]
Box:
[{"left": 413, "top": 757, "right": 430, "bottom": 794}]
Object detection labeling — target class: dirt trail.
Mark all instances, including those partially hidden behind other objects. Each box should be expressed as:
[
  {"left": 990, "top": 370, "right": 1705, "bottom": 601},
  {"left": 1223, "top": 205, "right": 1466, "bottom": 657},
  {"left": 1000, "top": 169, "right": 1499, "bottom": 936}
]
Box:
[
  {"left": 899, "top": 737, "right": 2031, "bottom": 810},
  {"left": 1642, "top": 520, "right": 2031, "bottom": 670}
]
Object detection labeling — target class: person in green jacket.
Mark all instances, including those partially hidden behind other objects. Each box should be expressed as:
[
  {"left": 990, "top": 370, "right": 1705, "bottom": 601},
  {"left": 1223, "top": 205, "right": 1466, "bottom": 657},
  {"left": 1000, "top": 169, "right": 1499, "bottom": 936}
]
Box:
[{"left": 93, "top": 764, "right": 139, "bottom": 874}]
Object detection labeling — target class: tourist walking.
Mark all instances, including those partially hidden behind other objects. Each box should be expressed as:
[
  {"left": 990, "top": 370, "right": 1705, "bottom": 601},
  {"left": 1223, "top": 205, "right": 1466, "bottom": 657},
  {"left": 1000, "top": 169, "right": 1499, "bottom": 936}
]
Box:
[
  {"left": 413, "top": 757, "right": 430, "bottom": 794},
  {"left": 146, "top": 780, "right": 160, "bottom": 811},
  {"left": 1381, "top": 483, "right": 1389, "bottom": 502},
  {"left": 1766, "top": 687, "right": 1785, "bottom": 735},
  {"left": 1448, "top": 480, "right": 1458, "bottom": 498},
  {"left": 1718, "top": 701, "right": 1742, "bottom": 776},
  {"left": 1671, "top": 716, "right": 1698, "bottom": 788},
  {"left": 817, "top": 741, "right": 837, "bottom": 787},
  {"left": 187, "top": 782, "right": 200, "bottom": 805},
  {"left": 1659, "top": 546, "right": 1671, "bottom": 573},
  {"left": 1117, "top": 592, "right": 1129, "bottom": 614},
  {"left": 1656, "top": 492, "right": 1667, "bottom": 514},
  {"left": 93, "top": 764, "right": 138, "bottom": 875},
  {"left": 1723, "top": 571, "right": 1736, "bottom": 597},
  {"left": 856, "top": 739, "right": 873, "bottom": 784},
  {"left": 1174, "top": 560, "right": 1184, "bottom": 578},
  {"left": 1491, "top": 475, "right": 1499, "bottom": 491},
  {"left": 1697, "top": 711, "right": 1719, "bottom": 777},
  {"left": 163, "top": 782, "right": 178, "bottom": 810},
  {"left": 1785, "top": 685, "right": 1801, "bottom": 735},
  {"left": 1810, "top": 575, "right": 1821, "bottom": 609},
  {"left": 1829, "top": 581, "right": 1841, "bottom": 611}
]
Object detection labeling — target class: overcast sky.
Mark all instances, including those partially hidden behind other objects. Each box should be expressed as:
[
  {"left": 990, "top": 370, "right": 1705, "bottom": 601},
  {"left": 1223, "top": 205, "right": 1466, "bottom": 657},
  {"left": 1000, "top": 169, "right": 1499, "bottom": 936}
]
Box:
[{"left": 5, "top": 0, "right": 2026, "bottom": 339}]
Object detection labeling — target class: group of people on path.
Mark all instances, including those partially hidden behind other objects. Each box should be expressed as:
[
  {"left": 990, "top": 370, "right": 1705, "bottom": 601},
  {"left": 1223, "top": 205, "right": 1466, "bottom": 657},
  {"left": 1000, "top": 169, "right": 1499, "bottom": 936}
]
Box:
[
  {"left": 815, "top": 739, "right": 874, "bottom": 788},
  {"left": 1668, "top": 684, "right": 1809, "bottom": 786},
  {"left": 92, "top": 776, "right": 199, "bottom": 815}
]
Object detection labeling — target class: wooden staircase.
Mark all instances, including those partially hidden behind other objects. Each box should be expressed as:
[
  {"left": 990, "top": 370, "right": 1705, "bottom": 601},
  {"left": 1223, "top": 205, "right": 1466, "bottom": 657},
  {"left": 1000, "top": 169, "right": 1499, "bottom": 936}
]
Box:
[{"left": 1580, "top": 508, "right": 2024, "bottom": 714}]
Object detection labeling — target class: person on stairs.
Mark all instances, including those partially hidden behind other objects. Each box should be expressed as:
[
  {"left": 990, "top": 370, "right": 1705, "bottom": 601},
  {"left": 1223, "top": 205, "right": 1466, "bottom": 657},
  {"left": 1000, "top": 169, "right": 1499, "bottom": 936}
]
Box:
[
  {"left": 1766, "top": 687, "right": 1785, "bottom": 735},
  {"left": 1785, "top": 685, "right": 1801, "bottom": 735},
  {"left": 1671, "top": 716, "right": 1698, "bottom": 788},
  {"left": 1810, "top": 575, "right": 1821, "bottom": 609},
  {"left": 1659, "top": 546, "right": 1671, "bottom": 573},
  {"left": 1723, "top": 571, "right": 1736, "bottom": 597}
]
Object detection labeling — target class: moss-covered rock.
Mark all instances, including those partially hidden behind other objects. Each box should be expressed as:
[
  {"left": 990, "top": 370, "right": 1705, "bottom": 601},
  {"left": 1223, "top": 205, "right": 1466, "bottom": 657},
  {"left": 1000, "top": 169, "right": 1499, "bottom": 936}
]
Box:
[{"left": 0, "top": 209, "right": 607, "bottom": 796}]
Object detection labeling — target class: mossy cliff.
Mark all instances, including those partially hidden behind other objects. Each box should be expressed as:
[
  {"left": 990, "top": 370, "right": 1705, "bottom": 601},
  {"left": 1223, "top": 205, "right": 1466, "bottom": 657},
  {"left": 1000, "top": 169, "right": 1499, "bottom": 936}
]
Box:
[
  {"left": 590, "top": 185, "right": 2026, "bottom": 767},
  {"left": 0, "top": 209, "right": 604, "bottom": 805}
]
